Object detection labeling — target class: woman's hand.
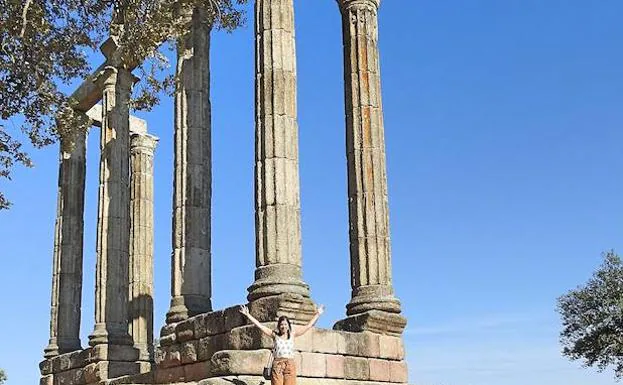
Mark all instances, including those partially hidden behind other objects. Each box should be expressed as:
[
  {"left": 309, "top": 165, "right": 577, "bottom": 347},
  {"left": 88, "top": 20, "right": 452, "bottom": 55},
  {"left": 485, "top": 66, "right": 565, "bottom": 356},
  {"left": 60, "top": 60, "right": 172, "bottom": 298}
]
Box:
[
  {"left": 239, "top": 305, "right": 250, "bottom": 317},
  {"left": 316, "top": 305, "right": 325, "bottom": 315}
]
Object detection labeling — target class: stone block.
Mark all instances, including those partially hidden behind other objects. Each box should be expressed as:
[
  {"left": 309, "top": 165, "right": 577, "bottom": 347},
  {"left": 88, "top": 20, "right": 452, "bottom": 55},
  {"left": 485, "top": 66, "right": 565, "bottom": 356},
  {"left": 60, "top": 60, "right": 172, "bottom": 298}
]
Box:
[
  {"left": 159, "top": 345, "right": 182, "bottom": 368},
  {"left": 184, "top": 361, "right": 213, "bottom": 381},
  {"left": 159, "top": 333, "right": 177, "bottom": 347},
  {"left": 379, "top": 335, "right": 405, "bottom": 360},
  {"left": 294, "top": 328, "right": 313, "bottom": 351},
  {"left": 227, "top": 325, "right": 273, "bottom": 350},
  {"left": 369, "top": 358, "right": 391, "bottom": 382},
  {"left": 248, "top": 294, "right": 316, "bottom": 324},
  {"left": 300, "top": 352, "right": 326, "bottom": 377},
  {"left": 90, "top": 345, "right": 139, "bottom": 362},
  {"left": 197, "top": 334, "right": 225, "bottom": 362},
  {"left": 338, "top": 331, "right": 380, "bottom": 358},
  {"left": 176, "top": 320, "right": 195, "bottom": 342},
  {"left": 40, "top": 359, "right": 53, "bottom": 375},
  {"left": 160, "top": 323, "right": 176, "bottom": 337},
  {"left": 53, "top": 367, "right": 85, "bottom": 385},
  {"left": 204, "top": 310, "right": 226, "bottom": 336},
  {"left": 181, "top": 341, "right": 198, "bottom": 364},
  {"left": 389, "top": 361, "right": 408, "bottom": 383},
  {"left": 344, "top": 356, "right": 369, "bottom": 381},
  {"left": 40, "top": 374, "right": 53, "bottom": 385},
  {"left": 210, "top": 350, "right": 269, "bottom": 376},
  {"left": 334, "top": 310, "right": 407, "bottom": 337},
  {"left": 312, "top": 329, "right": 339, "bottom": 353},
  {"left": 223, "top": 305, "right": 246, "bottom": 331},
  {"left": 154, "top": 366, "right": 185, "bottom": 384},
  {"left": 325, "top": 354, "right": 345, "bottom": 379},
  {"left": 193, "top": 313, "right": 208, "bottom": 339}
]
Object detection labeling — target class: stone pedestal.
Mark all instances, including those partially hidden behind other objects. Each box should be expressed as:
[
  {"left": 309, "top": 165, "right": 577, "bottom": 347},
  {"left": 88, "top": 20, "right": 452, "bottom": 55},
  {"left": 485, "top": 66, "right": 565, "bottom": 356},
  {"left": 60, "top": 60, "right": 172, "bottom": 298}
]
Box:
[
  {"left": 249, "top": 0, "right": 315, "bottom": 322},
  {"left": 129, "top": 133, "right": 159, "bottom": 361},
  {"left": 167, "top": 8, "right": 214, "bottom": 324},
  {"left": 88, "top": 66, "right": 135, "bottom": 348},
  {"left": 44, "top": 131, "right": 87, "bottom": 358},
  {"left": 335, "top": 0, "right": 406, "bottom": 334}
]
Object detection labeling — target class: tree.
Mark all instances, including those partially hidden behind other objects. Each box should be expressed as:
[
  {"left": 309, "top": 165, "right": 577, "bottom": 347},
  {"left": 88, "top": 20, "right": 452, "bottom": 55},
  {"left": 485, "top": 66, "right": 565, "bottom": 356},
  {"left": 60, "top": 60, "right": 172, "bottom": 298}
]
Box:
[
  {"left": 557, "top": 251, "right": 623, "bottom": 379},
  {"left": 0, "top": 0, "right": 247, "bottom": 209},
  {"left": 0, "top": 368, "right": 6, "bottom": 385}
]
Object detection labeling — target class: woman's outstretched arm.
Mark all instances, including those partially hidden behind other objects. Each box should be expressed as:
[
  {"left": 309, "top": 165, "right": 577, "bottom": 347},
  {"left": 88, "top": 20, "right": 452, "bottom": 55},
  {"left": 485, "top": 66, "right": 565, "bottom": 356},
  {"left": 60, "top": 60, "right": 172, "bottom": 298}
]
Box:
[
  {"left": 239, "top": 305, "right": 274, "bottom": 337},
  {"left": 294, "top": 305, "right": 324, "bottom": 337}
]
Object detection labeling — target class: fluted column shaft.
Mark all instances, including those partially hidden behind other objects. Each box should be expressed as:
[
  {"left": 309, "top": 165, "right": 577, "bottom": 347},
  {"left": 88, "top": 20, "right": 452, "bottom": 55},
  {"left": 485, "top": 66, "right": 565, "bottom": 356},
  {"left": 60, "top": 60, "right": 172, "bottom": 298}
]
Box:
[
  {"left": 89, "top": 66, "right": 134, "bottom": 347},
  {"left": 167, "top": 8, "right": 213, "bottom": 323},
  {"left": 44, "top": 132, "right": 87, "bottom": 358},
  {"left": 338, "top": 0, "right": 401, "bottom": 316},
  {"left": 129, "top": 133, "right": 158, "bottom": 360},
  {"left": 248, "top": 0, "right": 311, "bottom": 302}
]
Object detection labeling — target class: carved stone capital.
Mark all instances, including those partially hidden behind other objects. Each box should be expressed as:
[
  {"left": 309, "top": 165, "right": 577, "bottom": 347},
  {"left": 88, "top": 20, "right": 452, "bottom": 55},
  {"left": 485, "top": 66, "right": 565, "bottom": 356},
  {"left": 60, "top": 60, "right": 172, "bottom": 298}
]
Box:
[
  {"left": 130, "top": 133, "right": 159, "bottom": 155},
  {"left": 337, "top": 0, "right": 380, "bottom": 12}
]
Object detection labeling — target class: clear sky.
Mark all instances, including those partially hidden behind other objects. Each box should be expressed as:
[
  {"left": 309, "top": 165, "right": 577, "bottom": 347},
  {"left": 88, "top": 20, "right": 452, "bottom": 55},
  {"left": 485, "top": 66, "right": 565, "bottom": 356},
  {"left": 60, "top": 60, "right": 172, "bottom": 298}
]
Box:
[{"left": 1, "top": 1, "right": 622, "bottom": 384}]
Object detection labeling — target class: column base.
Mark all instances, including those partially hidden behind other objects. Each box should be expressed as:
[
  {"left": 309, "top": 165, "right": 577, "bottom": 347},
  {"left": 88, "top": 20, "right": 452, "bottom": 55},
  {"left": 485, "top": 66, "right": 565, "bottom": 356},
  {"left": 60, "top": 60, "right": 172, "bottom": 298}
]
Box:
[
  {"left": 88, "top": 323, "right": 133, "bottom": 347},
  {"left": 166, "top": 295, "right": 212, "bottom": 324},
  {"left": 333, "top": 309, "right": 407, "bottom": 336},
  {"left": 247, "top": 263, "right": 311, "bottom": 301},
  {"left": 345, "top": 285, "right": 402, "bottom": 315},
  {"left": 248, "top": 293, "right": 317, "bottom": 325},
  {"left": 44, "top": 337, "right": 82, "bottom": 358}
]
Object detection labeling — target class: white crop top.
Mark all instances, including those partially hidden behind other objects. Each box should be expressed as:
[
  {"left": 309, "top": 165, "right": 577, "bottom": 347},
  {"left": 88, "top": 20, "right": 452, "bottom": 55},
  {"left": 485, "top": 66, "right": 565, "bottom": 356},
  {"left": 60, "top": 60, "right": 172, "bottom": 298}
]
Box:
[{"left": 273, "top": 333, "right": 295, "bottom": 358}]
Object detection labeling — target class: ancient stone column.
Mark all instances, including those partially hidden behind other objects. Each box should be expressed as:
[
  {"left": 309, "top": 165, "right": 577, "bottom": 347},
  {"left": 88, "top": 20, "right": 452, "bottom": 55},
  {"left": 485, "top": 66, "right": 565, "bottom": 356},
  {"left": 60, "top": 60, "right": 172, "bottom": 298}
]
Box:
[
  {"left": 248, "top": 0, "right": 315, "bottom": 321},
  {"left": 334, "top": 0, "right": 406, "bottom": 335},
  {"left": 44, "top": 131, "right": 87, "bottom": 358},
  {"left": 167, "top": 8, "right": 213, "bottom": 323},
  {"left": 88, "top": 66, "right": 135, "bottom": 347},
  {"left": 129, "top": 132, "right": 158, "bottom": 360}
]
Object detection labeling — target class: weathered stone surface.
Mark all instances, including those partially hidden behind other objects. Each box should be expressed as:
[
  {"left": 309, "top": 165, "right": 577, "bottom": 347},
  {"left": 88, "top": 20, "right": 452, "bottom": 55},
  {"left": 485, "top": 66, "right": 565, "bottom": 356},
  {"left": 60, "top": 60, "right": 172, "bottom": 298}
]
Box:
[
  {"left": 198, "top": 376, "right": 408, "bottom": 385},
  {"left": 250, "top": 0, "right": 314, "bottom": 307},
  {"left": 196, "top": 334, "right": 225, "bottom": 362},
  {"left": 54, "top": 367, "right": 86, "bottom": 385},
  {"left": 167, "top": 7, "right": 214, "bottom": 324},
  {"left": 176, "top": 321, "right": 195, "bottom": 342},
  {"left": 45, "top": 130, "right": 87, "bottom": 358},
  {"left": 106, "top": 371, "right": 154, "bottom": 385},
  {"left": 90, "top": 345, "right": 140, "bottom": 362},
  {"left": 389, "top": 361, "right": 408, "bottom": 383},
  {"left": 183, "top": 361, "right": 213, "bottom": 381},
  {"left": 312, "top": 329, "right": 339, "bottom": 354},
  {"left": 40, "top": 374, "right": 53, "bottom": 385},
  {"left": 129, "top": 133, "right": 158, "bottom": 361},
  {"left": 180, "top": 341, "right": 198, "bottom": 364},
  {"left": 210, "top": 350, "right": 269, "bottom": 376},
  {"left": 334, "top": 311, "right": 407, "bottom": 337},
  {"left": 325, "top": 355, "right": 345, "bottom": 379},
  {"left": 83, "top": 361, "right": 140, "bottom": 383},
  {"left": 154, "top": 365, "right": 185, "bottom": 384},
  {"left": 343, "top": 356, "right": 369, "bottom": 381},
  {"left": 336, "top": 0, "right": 404, "bottom": 326},
  {"left": 88, "top": 66, "right": 135, "bottom": 348},
  {"left": 378, "top": 335, "right": 405, "bottom": 360},
  {"left": 226, "top": 325, "right": 273, "bottom": 350},
  {"left": 300, "top": 352, "right": 326, "bottom": 377},
  {"left": 368, "top": 359, "right": 390, "bottom": 382},
  {"left": 41, "top": 349, "right": 89, "bottom": 375},
  {"left": 248, "top": 293, "right": 316, "bottom": 324},
  {"left": 158, "top": 345, "right": 182, "bottom": 368},
  {"left": 337, "top": 332, "right": 380, "bottom": 358}
]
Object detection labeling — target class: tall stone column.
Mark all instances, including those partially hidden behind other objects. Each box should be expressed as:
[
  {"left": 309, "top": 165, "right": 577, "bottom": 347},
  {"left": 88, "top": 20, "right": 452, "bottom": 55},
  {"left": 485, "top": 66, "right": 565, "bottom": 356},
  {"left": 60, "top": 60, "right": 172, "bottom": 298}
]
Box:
[
  {"left": 44, "top": 131, "right": 87, "bottom": 358},
  {"left": 88, "top": 66, "right": 135, "bottom": 347},
  {"left": 129, "top": 133, "right": 158, "bottom": 360},
  {"left": 248, "top": 0, "right": 315, "bottom": 322},
  {"left": 167, "top": 8, "right": 213, "bottom": 323},
  {"left": 334, "top": 0, "right": 406, "bottom": 336}
]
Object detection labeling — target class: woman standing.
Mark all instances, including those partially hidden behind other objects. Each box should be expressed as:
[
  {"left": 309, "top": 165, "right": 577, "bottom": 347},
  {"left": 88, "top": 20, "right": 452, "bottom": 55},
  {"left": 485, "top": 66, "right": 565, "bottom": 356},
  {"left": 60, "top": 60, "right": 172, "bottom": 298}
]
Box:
[{"left": 239, "top": 304, "right": 324, "bottom": 385}]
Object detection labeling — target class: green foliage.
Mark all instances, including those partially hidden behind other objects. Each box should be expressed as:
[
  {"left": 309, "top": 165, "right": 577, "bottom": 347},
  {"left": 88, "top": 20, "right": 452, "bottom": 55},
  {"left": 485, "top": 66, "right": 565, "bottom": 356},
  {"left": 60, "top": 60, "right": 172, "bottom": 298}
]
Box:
[
  {"left": 0, "top": 0, "right": 247, "bottom": 209},
  {"left": 557, "top": 251, "right": 623, "bottom": 379},
  {"left": 0, "top": 368, "right": 6, "bottom": 384}
]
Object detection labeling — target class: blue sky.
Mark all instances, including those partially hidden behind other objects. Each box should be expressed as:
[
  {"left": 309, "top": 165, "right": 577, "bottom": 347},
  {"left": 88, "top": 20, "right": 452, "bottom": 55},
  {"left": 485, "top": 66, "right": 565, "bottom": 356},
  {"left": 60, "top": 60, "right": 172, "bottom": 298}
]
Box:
[{"left": 1, "top": 1, "right": 622, "bottom": 384}]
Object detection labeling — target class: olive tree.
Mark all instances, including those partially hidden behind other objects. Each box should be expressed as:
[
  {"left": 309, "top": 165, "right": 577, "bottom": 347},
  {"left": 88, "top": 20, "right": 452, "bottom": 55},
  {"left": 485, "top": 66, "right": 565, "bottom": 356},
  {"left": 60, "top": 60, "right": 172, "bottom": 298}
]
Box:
[{"left": 557, "top": 251, "right": 623, "bottom": 379}]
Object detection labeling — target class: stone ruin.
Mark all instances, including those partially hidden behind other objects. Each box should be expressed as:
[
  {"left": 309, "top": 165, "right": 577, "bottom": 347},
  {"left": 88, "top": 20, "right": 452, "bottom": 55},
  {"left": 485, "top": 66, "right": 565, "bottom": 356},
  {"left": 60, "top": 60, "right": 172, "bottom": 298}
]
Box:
[{"left": 39, "top": 0, "right": 410, "bottom": 384}]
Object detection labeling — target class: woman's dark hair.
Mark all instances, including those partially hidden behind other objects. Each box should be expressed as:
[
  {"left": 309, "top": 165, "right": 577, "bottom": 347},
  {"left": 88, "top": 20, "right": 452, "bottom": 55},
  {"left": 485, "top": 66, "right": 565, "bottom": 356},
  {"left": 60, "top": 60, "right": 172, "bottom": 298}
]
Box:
[{"left": 275, "top": 315, "right": 292, "bottom": 339}]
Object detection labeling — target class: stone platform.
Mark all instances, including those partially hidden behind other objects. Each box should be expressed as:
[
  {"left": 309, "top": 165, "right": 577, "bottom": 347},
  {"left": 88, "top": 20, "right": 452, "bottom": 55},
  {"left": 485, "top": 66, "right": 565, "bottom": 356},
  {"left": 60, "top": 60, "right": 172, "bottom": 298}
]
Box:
[{"left": 41, "top": 304, "right": 408, "bottom": 385}]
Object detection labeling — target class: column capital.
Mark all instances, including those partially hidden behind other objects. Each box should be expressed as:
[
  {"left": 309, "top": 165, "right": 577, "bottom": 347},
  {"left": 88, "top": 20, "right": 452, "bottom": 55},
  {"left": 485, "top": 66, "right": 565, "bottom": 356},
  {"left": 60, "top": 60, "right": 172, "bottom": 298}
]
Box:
[
  {"left": 337, "top": 0, "right": 380, "bottom": 12},
  {"left": 130, "top": 133, "right": 159, "bottom": 154}
]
